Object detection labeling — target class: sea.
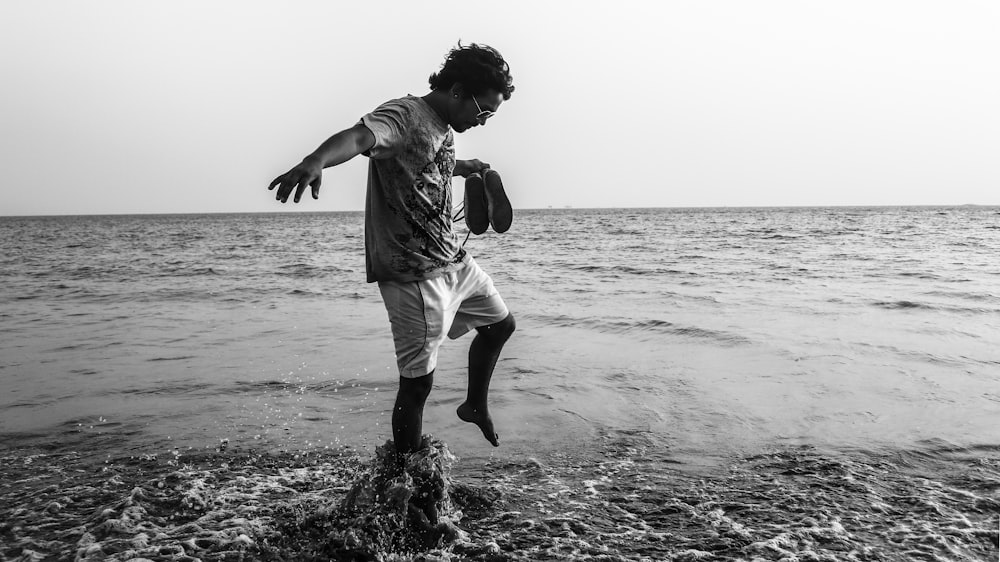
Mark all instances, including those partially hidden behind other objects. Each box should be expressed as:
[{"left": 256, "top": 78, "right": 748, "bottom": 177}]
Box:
[{"left": 1, "top": 206, "right": 998, "bottom": 561}]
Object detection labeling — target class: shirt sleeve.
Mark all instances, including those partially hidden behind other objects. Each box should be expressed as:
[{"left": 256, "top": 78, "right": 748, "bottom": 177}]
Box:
[{"left": 359, "top": 100, "right": 409, "bottom": 159}]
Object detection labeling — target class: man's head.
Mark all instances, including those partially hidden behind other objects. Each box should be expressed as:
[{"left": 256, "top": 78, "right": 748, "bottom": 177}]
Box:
[{"left": 429, "top": 42, "right": 514, "bottom": 132}]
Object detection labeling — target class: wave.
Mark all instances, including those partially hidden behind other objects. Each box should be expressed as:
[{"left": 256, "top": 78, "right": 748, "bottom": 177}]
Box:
[
  {"left": 567, "top": 264, "right": 700, "bottom": 277},
  {"left": 872, "top": 300, "right": 936, "bottom": 310},
  {"left": 274, "top": 263, "right": 354, "bottom": 279},
  {"left": 871, "top": 300, "right": 998, "bottom": 314},
  {"left": 189, "top": 267, "right": 220, "bottom": 276},
  {"left": 922, "top": 290, "right": 1000, "bottom": 304},
  {"left": 852, "top": 340, "right": 982, "bottom": 368},
  {"left": 527, "top": 313, "right": 751, "bottom": 346},
  {"left": 110, "top": 382, "right": 215, "bottom": 397},
  {"left": 760, "top": 234, "right": 802, "bottom": 240}
]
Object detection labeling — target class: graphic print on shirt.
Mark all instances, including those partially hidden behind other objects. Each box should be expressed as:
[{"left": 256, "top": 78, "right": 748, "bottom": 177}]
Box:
[{"left": 385, "top": 134, "right": 463, "bottom": 278}]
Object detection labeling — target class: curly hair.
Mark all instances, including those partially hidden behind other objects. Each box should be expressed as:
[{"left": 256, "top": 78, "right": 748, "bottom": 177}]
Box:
[{"left": 428, "top": 42, "right": 515, "bottom": 100}]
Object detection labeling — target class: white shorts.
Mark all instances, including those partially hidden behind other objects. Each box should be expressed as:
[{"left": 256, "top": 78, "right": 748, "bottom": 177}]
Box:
[{"left": 378, "top": 258, "right": 509, "bottom": 378}]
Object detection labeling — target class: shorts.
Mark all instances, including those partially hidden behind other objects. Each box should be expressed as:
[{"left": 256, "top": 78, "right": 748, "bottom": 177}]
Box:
[{"left": 378, "top": 258, "right": 509, "bottom": 378}]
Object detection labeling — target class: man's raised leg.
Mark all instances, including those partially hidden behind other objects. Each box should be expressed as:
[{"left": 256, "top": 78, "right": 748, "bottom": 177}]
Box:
[
  {"left": 394, "top": 372, "right": 434, "bottom": 454},
  {"left": 457, "top": 313, "right": 515, "bottom": 446}
]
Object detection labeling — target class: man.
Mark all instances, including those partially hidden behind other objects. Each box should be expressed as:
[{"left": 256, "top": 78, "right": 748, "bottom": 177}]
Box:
[{"left": 268, "top": 43, "right": 516, "bottom": 456}]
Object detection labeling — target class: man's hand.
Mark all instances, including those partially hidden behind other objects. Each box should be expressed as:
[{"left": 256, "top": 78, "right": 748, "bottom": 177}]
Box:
[
  {"left": 268, "top": 124, "right": 376, "bottom": 203},
  {"left": 454, "top": 159, "right": 490, "bottom": 178},
  {"left": 269, "top": 157, "right": 324, "bottom": 203}
]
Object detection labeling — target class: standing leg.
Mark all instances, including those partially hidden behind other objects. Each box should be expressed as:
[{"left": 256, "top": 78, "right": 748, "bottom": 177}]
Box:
[
  {"left": 457, "top": 313, "right": 515, "bottom": 446},
  {"left": 393, "top": 372, "right": 434, "bottom": 454}
]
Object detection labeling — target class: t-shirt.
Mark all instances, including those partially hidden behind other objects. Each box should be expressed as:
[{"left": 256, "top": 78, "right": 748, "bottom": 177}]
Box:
[{"left": 359, "top": 95, "right": 468, "bottom": 283}]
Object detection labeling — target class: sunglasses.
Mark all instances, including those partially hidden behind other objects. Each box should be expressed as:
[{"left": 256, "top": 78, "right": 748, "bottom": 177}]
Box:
[{"left": 471, "top": 95, "right": 495, "bottom": 124}]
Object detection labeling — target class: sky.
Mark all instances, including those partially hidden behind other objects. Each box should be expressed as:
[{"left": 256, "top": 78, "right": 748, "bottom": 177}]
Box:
[{"left": 1, "top": 1, "right": 998, "bottom": 215}]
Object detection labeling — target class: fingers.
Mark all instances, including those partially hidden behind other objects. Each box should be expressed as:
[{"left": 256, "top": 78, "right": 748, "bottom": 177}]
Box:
[
  {"left": 269, "top": 172, "right": 292, "bottom": 201},
  {"left": 293, "top": 177, "right": 308, "bottom": 203},
  {"left": 273, "top": 176, "right": 297, "bottom": 203},
  {"left": 270, "top": 170, "right": 319, "bottom": 203},
  {"left": 274, "top": 174, "right": 292, "bottom": 202}
]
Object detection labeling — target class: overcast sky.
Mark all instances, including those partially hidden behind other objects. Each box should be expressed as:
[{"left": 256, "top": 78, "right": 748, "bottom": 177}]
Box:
[{"left": 2, "top": 1, "right": 997, "bottom": 216}]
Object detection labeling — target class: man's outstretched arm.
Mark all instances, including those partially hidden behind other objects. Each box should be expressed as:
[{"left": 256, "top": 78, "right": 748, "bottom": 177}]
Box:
[{"left": 269, "top": 124, "right": 376, "bottom": 203}]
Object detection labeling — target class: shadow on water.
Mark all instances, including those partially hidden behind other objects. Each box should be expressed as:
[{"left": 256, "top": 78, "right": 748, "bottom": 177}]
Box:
[{"left": 2, "top": 436, "right": 998, "bottom": 561}]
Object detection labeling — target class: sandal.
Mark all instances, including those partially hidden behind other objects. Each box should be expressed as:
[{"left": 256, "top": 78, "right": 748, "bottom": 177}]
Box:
[{"left": 483, "top": 169, "right": 513, "bottom": 233}]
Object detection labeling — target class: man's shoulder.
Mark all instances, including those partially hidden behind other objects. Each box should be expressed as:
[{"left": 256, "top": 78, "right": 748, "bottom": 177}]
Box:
[
  {"left": 375, "top": 95, "right": 447, "bottom": 132},
  {"left": 371, "top": 95, "right": 421, "bottom": 117}
]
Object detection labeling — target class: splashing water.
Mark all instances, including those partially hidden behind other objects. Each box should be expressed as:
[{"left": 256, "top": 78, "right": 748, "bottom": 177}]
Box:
[
  {"left": 2, "top": 436, "right": 998, "bottom": 561},
  {"left": 264, "top": 436, "right": 468, "bottom": 560}
]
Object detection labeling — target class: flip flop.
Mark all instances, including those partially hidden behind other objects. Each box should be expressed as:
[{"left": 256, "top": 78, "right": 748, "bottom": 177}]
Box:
[
  {"left": 464, "top": 173, "right": 489, "bottom": 235},
  {"left": 483, "top": 169, "right": 513, "bottom": 233}
]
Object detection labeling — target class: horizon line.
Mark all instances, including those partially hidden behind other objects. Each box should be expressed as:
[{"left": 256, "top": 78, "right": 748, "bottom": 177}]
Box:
[{"left": 2, "top": 203, "right": 998, "bottom": 219}]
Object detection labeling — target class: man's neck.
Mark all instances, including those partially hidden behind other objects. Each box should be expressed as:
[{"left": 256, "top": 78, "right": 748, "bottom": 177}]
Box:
[{"left": 421, "top": 90, "right": 451, "bottom": 124}]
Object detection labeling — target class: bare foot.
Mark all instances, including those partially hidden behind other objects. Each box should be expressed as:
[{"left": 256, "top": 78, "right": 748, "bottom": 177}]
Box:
[{"left": 457, "top": 402, "right": 499, "bottom": 446}]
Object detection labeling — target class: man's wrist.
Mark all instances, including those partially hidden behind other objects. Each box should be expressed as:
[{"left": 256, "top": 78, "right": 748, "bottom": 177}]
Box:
[{"left": 302, "top": 154, "right": 324, "bottom": 169}]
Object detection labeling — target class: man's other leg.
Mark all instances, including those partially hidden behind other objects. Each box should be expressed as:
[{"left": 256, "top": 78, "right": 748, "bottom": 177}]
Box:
[
  {"left": 394, "top": 372, "right": 434, "bottom": 454},
  {"left": 457, "top": 313, "right": 515, "bottom": 446}
]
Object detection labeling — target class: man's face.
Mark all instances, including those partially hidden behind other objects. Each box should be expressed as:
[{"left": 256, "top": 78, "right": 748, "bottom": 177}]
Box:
[{"left": 453, "top": 88, "right": 503, "bottom": 133}]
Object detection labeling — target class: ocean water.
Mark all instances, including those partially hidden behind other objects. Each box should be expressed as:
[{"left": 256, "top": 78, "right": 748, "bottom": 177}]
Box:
[{"left": 1, "top": 207, "right": 998, "bottom": 561}]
